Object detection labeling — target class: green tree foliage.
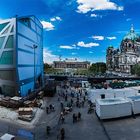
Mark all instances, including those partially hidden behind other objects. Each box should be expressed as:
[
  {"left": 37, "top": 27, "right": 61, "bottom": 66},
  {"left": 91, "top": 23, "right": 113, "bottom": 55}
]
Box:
[
  {"left": 44, "top": 63, "right": 52, "bottom": 71},
  {"left": 89, "top": 62, "right": 106, "bottom": 74},
  {"left": 131, "top": 64, "right": 140, "bottom": 76},
  {"left": 44, "top": 63, "right": 65, "bottom": 74}
]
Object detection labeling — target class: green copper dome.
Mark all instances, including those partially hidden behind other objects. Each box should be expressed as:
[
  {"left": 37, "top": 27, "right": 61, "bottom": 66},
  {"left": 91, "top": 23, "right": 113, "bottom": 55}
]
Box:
[{"left": 123, "top": 25, "right": 140, "bottom": 41}]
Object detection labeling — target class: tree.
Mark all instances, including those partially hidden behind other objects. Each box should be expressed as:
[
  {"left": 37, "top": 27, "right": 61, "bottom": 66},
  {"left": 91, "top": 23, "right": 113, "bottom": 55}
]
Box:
[
  {"left": 131, "top": 64, "right": 140, "bottom": 76},
  {"left": 89, "top": 62, "right": 106, "bottom": 74},
  {"left": 44, "top": 63, "right": 52, "bottom": 71}
]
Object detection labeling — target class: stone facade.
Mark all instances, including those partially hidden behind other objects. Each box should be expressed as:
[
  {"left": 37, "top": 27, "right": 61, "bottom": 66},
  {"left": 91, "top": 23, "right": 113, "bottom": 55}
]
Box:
[
  {"left": 106, "top": 25, "right": 140, "bottom": 74},
  {"left": 53, "top": 58, "right": 90, "bottom": 69}
]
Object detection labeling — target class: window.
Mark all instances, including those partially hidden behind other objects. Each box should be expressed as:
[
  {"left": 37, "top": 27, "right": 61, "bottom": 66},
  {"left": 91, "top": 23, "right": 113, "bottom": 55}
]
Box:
[
  {"left": 5, "top": 35, "right": 13, "bottom": 48},
  {"left": 0, "top": 51, "right": 13, "bottom": 64},
  {"left": 0, "top": 22, "right": 9, "bottom": 32},
  {"left": 19, "top": 18, "right": 31, "bottom": 28},
  {"left": 0, "top": 37, "right": 5, "bottom": 48},
  {"left": 2, "top": 26, "right": 10, "bottom": 34}
]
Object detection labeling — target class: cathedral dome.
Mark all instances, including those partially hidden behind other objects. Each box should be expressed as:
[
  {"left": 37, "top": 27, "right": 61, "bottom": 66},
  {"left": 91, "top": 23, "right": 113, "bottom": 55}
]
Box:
[{"left": 123, "top": 25, "right": 140, "bottom": 41}]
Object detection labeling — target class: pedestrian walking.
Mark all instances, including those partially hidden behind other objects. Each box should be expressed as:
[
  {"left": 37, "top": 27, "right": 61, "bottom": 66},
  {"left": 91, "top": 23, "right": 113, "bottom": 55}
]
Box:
[
  {"left": 46, "top": 126, "right": 51, "bottom": 135},
  {"left": 65, "top": 94, "right": 67, "bottom": 101},
  {"left": 49, "top": 104, "right": 52, "bottom": 111},
  {"left": 61, "top": 115, "right": 65, "bottom": 124},
  {"left": 46, "top": 107, "right": 49, "bottom": 114},
  {"left": 76, "top": 100, "right": 79, "bottom": 107},
  {"left": 60, "top": 102, "right": 64, "bottom": 110},
  {"left": 60, "top": 112, "right": 64, "bottom": 118},
  {"left": 52, "top": 104, "right": 55, "bottom": 111},
  {"left": 82, "top": 100, "right": 84, "bottom": 107},
  {"left": 78, "top": 112, "right": 81, "bottom": 121},
  {"left": 70, "top": 98, "right": 73, "bottom": 105},
  {"left": 83, "top": 96, "right": 86, "bottom": 102},
  {"left": 73, "top": 113, "right": 76, "bottom": 123},
  {"left": 60, "top": 128, "right": 65, "bottom": 140}
]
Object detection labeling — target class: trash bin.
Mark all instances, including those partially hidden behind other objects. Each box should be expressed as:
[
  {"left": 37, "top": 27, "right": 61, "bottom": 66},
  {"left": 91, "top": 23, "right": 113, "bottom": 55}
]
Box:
[{"left": 101, "top": 94, "right": 105, "bottom": 99}]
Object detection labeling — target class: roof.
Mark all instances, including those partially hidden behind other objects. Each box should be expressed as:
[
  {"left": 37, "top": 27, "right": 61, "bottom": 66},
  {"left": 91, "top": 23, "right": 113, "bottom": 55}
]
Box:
[
  {"left": 96, "top": 97, "right": 129, "bottom": 105},
  {"left": 123, "top": 25, "right": 140, "bottom": 41}
]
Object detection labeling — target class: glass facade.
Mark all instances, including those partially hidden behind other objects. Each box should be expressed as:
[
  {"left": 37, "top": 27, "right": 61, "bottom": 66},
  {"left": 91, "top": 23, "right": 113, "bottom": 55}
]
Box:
[
  {"left": 0, "top": 36, "right": 5, "bottom": 48},
  {"left": 0, "top": 22, "right": 8, "bottom": 32},
  {"left": 5, "top": 35, "right": 13, "bottom": 48},
  {"left": 0, "top": 16, "right": 43, "bottom": 97},
  {"left": 0, "top": 51, "right": 13, "bottom": 64}
]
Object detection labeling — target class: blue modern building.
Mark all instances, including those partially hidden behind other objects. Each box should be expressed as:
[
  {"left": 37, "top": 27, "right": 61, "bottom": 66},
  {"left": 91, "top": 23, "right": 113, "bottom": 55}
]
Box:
[{"left": 0, "top": 15, "right": 44, "bottom": 96}]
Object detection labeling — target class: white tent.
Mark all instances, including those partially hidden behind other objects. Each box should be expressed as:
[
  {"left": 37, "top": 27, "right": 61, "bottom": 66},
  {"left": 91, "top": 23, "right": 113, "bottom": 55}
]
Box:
[
  {"left": 96, "top": 97, "right": 132, "bottom": 119},
  {"left": 127, "top": 95, "right": 140, "bottom": 115},
  {"left": 0, "top": 133, "right": 15, "bottom": 140}
]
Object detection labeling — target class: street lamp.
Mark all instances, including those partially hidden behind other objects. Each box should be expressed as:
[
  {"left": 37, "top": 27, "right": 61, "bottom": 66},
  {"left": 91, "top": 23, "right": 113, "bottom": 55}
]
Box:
[
  {"left": 33, "top": 45, "right": 38, "bottom": 90},
  {"left": 21, "top": 82, "right": 24, "bottom": 95}
]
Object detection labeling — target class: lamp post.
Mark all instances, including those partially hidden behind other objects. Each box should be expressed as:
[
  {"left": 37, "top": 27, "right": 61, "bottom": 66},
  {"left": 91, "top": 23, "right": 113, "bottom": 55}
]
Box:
[
  {"left": 22, "top": 82, "right": 24, "bottom": 95},
  {"left": 33, "top": 45, "right": 38, "bottom": 90}
]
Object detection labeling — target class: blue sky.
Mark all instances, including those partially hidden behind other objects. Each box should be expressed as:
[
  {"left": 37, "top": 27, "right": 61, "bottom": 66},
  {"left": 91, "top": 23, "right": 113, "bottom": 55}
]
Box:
[{"left": 0, "top": 0, "right": 140, "bottom": 63}]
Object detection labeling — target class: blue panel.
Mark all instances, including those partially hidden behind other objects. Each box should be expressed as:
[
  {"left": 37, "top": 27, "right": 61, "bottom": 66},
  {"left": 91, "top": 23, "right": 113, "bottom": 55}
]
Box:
[{"left": 18, "top": 129, "right": 33, "bottom": 140}]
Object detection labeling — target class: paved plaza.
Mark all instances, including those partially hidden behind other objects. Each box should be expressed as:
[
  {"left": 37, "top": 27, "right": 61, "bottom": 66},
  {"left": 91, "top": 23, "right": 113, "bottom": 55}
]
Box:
[
  {"left": 34, "top": 86, "right": 140, "bottom": 140},
  {"left": 1, "top": 86, "right": 140, "bottom": 139}
]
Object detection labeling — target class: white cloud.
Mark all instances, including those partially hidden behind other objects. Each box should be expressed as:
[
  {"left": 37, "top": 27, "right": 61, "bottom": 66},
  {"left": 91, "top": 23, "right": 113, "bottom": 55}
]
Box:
[
  {"left": 50, "top": 18, "right": 56, "bottom": 21},
  {"left": 107, "top": 36, "right": 117, "bottom": 40},
  {"left": 60, "top": 45, "right": 75, "bottom": 49},
  {"left": 92, "top": 35, "right": 104, "bottom": 40},
  {"left": 56, "top": 16, "right": 62, "bottom": 21},
  {"left": 77, "top": 41, "right": 99, "bottom": 48},
  {"left": 50, "top": 16, "right": 62, "bottom": 22},
  {"left": 90, "top": 14, "right": 102, "bottom": 18},
  {"left": 43, "top": 48, "right": 59, "bottom": 64},
  {"left": 118, "top": 6, "right": 124, "bottom": 11},
  {"left": 71, "top": 52, "right": 77, "bottom": 55},
  {"left": 41, "top": 20, "right": 55, "bottom": 31},
  {"left": 89, "top": 51, "right": 93, "bottom": 54},
  {"left": 126, "top": 18, "right": 132, "bottom": 21},
  {"left": 90, "top": 14, "right": 98, "bottom": 17},
  {"left": 72, "top": 44, "right": 76, "bottom": 47},
  {"left": 76, "top": 0, "right": 123, "bottom": 13},
  {"left": 90, "top": 14, "right": 103, "bottom": 18}
]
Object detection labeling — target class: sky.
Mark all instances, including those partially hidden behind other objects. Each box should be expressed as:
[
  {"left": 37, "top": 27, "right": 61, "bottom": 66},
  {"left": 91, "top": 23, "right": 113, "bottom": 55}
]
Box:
[{"left": 0, "top": 0, "right": 140, "bottom": 64}]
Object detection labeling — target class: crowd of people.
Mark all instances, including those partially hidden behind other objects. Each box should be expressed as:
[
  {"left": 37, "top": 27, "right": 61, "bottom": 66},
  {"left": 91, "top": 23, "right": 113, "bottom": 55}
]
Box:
[
  {"left": 46, "top": 104, "right": 55, "bottom": 114},
  {"left": 46, "top": 82, "right": 94, "bottom": 140}
]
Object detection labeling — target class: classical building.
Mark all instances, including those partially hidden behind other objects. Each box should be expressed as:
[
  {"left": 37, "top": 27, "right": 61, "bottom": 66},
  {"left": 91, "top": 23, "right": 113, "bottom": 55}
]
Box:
[
  {"left": 0, "top": 15, "right": 44, "bottom": 96},
  {"left": 53, "top": 58, "right": 90, "bottom": 69},
  {"left": 106, "top": 25, "right": 140, "bottom": 74}
]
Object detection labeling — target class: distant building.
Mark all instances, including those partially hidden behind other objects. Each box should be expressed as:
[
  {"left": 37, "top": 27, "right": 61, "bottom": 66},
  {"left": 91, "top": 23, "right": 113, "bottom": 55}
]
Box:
[
  {"left": 0, "top": 15, "right": 44, "bottom": 96},
  {"left": 53, "top": 58, "right": 90, "bottom": 69},
  {"left": 106, "top": 25, "right": 140, "bottom": 74}
]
